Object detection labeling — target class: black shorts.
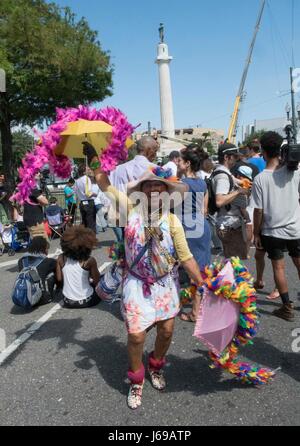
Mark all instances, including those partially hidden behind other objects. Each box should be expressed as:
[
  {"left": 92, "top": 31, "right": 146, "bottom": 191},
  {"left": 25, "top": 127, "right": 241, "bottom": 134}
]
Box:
[
  {"left": 260, "top": 235, "right": 300, "bottom": 261},
  {"left": 63, "top": 292, "right": 100, "bottom": 308}
]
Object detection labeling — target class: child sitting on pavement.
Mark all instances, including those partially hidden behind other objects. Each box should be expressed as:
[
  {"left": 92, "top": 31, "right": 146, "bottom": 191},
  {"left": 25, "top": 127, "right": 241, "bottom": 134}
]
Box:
[
  {"left": 18, "top": 237, "right": 58, "bottom": 305},
  {"left": 56, "top": 225, "right": 101, "bottom": 308}
]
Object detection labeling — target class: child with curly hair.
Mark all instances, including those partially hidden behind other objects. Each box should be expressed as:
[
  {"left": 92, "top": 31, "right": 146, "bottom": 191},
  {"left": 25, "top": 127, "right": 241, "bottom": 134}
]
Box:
[{"left": 56, "top": 226, "right": 101, "bottom": 308}]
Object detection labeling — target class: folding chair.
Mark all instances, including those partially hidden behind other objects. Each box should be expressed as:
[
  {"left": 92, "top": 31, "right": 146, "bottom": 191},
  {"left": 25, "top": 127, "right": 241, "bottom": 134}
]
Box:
[{"left": 45, "top": 212, "right": 66, "bottom": 240}]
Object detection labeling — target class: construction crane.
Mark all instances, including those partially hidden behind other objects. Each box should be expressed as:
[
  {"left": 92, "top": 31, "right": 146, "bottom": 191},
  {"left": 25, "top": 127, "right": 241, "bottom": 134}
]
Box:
[{"left": 227, "top": 0, "right": 266, "bottom": 143}]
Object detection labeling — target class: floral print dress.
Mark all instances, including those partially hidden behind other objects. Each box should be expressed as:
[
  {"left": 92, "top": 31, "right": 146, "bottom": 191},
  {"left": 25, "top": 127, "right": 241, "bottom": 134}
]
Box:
[{"left": 121, "top": 209, "right": 180, "bottom": 334}]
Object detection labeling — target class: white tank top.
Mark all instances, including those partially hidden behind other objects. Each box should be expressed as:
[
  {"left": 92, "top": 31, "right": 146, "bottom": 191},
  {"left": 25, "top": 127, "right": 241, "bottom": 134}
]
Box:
[{"left": 62, "top": 258, "right": 93, "bottom": 301}]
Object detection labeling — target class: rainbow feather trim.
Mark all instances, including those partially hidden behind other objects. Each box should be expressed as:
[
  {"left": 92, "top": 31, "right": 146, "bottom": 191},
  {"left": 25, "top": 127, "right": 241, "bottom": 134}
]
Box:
[
  {"left": 180, "top": 285, "right": 197, "bottom": 306},
  {"left": 201, "top": 257, "right": 276, "bottom": 386},
  {"left": 108, "top": 242, "right": 125, "bottom": 267}
]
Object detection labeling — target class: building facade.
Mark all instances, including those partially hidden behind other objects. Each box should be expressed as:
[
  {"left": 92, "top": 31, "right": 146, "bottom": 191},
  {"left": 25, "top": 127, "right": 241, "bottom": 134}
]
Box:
[{"left": 134, "top": 127, "right": 225, "bottom": 157}]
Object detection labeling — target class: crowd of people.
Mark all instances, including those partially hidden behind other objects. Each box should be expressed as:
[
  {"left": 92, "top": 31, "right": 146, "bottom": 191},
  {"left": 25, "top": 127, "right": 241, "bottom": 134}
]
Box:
[{"left": 1, "top": 130, "right": 299, "bottom": 409}]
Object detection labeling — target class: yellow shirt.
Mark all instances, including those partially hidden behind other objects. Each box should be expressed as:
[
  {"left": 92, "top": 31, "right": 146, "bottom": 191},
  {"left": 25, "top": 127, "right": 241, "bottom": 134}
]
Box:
[{"left": 106, "top": 185, "right": 193, "bottom": 264}]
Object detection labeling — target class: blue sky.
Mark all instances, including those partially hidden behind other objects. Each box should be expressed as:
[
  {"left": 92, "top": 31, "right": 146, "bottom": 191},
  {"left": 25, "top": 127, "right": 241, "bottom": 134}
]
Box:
[{"left": 53, "top": 0, "right": 300, "bottom": 139}]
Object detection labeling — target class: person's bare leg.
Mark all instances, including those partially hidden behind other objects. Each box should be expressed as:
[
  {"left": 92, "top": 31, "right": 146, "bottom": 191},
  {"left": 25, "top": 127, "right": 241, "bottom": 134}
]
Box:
[
  {"left": 191, "top": 291, "right": 201, "bottom": 320},
  {"left": 271, "top": 258, "right": 288, "bottom": 297},
  {"left": 127, "top": 331, "right": 147, "bottom": 372},
  {"left": 272, "top": 258, "right": 294, "bottom": 321},
  {"left": 255, "top": 249, "right": 279, "bottom": 298},
  {"left": 180, "top": 291, "right": 201, "bottom": 322},
  {"left": 292, "top": 257, "right": 300, "bottom": 280},
  {"left": 153, "top": 319, "right": 175, "bottom": 360},
  {"left": 254, "top": 248, "right": 266, "bottom": 288},
  {"left": 246, "top": 224, "right": 253, "bottom": 257}
]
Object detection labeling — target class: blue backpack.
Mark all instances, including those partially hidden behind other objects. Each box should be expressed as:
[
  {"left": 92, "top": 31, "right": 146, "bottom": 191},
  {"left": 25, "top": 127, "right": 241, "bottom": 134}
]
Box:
[{"left": 12, "top": 257, "right": 45, "bottom": 309}]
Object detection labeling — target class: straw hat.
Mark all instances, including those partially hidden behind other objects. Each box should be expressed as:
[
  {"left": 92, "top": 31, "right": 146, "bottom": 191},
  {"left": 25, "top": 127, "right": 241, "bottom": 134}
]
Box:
[{"left": 127, "top": 166, "right": 188, "bottom": 197}]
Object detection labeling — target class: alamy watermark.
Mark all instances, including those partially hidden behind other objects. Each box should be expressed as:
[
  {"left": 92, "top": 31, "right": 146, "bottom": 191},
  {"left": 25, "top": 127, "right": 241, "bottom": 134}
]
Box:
[
  {"left": 291, "top": 328, "right": 300, "bottom": 353},
  {"left": 106, "top": 191, "right": 206, "bottom": 239}
]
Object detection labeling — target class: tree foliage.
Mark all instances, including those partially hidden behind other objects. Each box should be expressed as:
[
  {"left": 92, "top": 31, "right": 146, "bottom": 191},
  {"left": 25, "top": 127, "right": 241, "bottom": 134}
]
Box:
[
  {"left": 243, "top": 130, "right": 266, "bottom": 147},
  {"left": 0, "top": 128, "right": 34, "bottom": 172},
  {"left": 0, "top": 0, "right": 113, "bottom": 190},
  {"left": 191, "top": 132, "right": 215, "bottom": 156},
  {"left": 12, "top": 128, "right": 34, "bottom": 173},
  {"left": 0, "top": 0, "right": 113, "bottom": 125}
]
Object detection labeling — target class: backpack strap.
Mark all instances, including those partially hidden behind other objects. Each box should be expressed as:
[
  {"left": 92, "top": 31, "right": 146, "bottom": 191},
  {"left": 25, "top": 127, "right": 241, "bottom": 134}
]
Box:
[
  {"left": 211, "top": 169, "right": 235, "bottom": 212},
  {"left": 20, "top": 255, "right": 45, "bottom": 271},
  {"left": 211, "top": 169, "right": 235, "bottom": 192}
]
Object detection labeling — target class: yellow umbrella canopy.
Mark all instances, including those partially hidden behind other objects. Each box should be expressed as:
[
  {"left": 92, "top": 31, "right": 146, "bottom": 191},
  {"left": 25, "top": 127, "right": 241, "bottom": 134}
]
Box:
[{"left": 54, "top": 119, "right": 134, "bottom": 158}]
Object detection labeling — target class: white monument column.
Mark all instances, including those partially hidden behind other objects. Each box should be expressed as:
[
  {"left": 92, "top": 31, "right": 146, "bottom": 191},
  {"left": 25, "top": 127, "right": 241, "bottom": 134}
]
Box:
[{"left": 156, "top": 24, "right": 178, "bottom": 157}]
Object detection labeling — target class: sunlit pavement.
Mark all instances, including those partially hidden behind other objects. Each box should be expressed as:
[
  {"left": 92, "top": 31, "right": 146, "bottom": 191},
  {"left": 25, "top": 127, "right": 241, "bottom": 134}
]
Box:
[{"left": 0, "top": 235, "right": 299, "bottom": 426}]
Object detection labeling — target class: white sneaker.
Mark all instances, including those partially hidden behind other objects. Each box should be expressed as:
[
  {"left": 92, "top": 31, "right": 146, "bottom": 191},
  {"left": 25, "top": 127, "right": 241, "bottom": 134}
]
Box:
[
  {"left": 149, "top": 369, "right": 166, "bottom": 391},
  {"left": 127, "top": 382, "right": 144, "bottom": 410}
]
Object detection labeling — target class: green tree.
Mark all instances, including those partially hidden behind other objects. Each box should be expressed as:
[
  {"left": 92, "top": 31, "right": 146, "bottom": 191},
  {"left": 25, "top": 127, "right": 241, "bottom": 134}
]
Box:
[
  {"left": 243, "top": 130, "right": 266, "bottom": 146},
  {"left": 0, "top": 128, "right": 34, "bottom": 174},
  {"left": 12, "top": 129, "right": 34, "bottom": 177},
  {"left": 0, "top": 0, "right": 113, "bottom": 191},
  {"left": 191, "top": 132, "right": 215, "bottom": 156}
]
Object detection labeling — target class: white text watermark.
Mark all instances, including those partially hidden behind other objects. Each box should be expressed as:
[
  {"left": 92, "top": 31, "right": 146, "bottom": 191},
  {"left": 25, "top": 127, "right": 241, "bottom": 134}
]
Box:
[
  {"left": 106, "top": 191, "right": 206, "bottom": 239},
  {"left": 291, "top": 328, "right": 300, "bottom": 353}
]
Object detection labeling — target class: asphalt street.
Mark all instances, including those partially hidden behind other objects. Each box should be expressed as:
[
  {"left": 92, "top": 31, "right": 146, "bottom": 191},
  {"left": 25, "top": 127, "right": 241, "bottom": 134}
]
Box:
[{"left": 0, "top": 230, "right": 299, "bottom": 426}]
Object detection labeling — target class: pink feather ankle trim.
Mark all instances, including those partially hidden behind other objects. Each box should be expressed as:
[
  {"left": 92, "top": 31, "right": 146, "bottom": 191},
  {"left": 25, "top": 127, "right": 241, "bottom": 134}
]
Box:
[
  {"left": 148, "top": 352, "right": 166, "bottom": 372},
  {"left": 127, "top": 364, "right": 145, "bottom": 385}
]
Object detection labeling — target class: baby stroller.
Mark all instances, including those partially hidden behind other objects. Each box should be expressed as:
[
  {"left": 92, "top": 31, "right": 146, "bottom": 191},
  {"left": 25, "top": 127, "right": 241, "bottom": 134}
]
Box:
[{"left": 0, "top": 221, "right": 30, "bottom": 256}]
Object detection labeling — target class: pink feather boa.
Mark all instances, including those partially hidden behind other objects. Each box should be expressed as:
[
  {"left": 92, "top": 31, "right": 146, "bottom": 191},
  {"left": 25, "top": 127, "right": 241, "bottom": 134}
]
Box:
[{"left": 13, "top": 106, "right": 135, "bottom": 204}]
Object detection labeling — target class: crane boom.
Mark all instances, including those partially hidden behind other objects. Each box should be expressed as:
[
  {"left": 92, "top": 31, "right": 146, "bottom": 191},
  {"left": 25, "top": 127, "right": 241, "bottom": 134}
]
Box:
[{"left": 228, "top": 0, "right": 266, "bottom": 143}]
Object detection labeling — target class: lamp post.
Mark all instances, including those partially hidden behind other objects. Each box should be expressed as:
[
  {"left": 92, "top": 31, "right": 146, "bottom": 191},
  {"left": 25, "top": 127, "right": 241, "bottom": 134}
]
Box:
[
  {"left": 285, "top": 103, "right": 291, "bottom": 122},
  {"left": 297, "top": 103, "right": 300, "bottom": 143}
]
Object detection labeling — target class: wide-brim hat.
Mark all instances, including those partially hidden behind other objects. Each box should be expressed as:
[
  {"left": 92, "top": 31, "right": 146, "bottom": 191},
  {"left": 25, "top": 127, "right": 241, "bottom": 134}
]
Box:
[{"left": 127, "top": 167, "right": 188, "bottom": 197}]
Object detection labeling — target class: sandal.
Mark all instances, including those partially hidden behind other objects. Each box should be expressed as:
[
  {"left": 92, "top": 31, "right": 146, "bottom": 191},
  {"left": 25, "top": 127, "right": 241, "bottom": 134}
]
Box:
[
  {"left": 266, "top": 289, "right": 280, "bottom": 300},
  {"left": 180, "top": 312, "right": 196, "bottom": 323}
]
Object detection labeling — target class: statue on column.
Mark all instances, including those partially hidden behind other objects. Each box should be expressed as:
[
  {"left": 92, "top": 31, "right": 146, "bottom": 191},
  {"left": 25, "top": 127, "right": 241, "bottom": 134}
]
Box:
[{"left": 159, "top": 23, "right": 164, "bottom": 43}]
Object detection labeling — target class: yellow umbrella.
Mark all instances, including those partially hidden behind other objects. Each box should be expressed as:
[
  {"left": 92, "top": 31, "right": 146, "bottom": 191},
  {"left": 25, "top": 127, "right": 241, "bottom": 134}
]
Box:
[{"left": 54, "top": 119, "right": 134, "bottom": 158}]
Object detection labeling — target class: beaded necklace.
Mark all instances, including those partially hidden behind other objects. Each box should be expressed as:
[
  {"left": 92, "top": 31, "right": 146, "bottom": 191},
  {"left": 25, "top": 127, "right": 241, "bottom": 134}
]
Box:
[{"left": 144, "top": 213, "right": 178, "bottom": 291}]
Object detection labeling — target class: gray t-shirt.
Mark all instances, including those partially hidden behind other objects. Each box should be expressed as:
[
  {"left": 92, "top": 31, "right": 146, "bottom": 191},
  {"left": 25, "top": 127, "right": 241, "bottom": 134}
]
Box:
[
  {"left": 212, "top": 165, "right": 243, "bottom": 228},
  {"left": 250, "top": 166, "right": 300, "bottom": 239}
]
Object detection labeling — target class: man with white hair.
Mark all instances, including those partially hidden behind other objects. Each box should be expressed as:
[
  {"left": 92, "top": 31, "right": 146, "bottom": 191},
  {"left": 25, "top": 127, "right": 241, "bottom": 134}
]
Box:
[{"left": 109, "top": 136, "right": 159, "bottom": 193}]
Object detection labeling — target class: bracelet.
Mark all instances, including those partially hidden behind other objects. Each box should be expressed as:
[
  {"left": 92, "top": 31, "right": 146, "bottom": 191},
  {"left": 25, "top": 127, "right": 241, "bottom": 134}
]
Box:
[{"left": 90, "top": 160, "right": 101, "bottom": 170}]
